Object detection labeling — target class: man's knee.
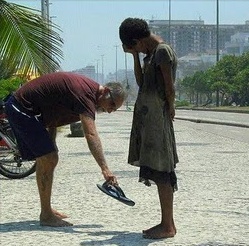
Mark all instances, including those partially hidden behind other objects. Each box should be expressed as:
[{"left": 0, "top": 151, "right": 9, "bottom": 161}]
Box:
[{"left": 36, "top": 151, "right": 59, "bottom": 169}]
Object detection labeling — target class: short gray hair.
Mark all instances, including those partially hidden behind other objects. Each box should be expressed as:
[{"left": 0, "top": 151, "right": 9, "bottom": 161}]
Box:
[{"left": 105, "top": 82, "right": 128, "bottom": 103}]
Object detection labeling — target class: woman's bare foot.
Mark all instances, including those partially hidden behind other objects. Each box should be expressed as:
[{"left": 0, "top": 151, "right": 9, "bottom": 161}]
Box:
[
  {"left": 172, "top": 219, "right": 177, "bottom": 233},
  {"left": 142, "top": 223, "right": 176, "bottom": 239},
  {"left": 52, "top": 209, "right": 68, "bottom": 219},
  {"left": 40, "top": 213, "right": 73, "bottom": 227}
]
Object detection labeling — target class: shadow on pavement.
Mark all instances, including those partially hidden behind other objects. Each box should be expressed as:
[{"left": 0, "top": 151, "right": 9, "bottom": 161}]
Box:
[
  {"left": 0, "top": 220, "right": 103, "bottom": 234},
  {"left": 64, "top": 151, "right": 125, "bottom": 157},
  {"left": 0, "top": 175, "right": 35, "bottom": 181},
  {"left": 195, "top": 242, "right": 247, "bottom": 246},
  {"left": 80, "top": 231, "right": 163, "bottom": 246}
]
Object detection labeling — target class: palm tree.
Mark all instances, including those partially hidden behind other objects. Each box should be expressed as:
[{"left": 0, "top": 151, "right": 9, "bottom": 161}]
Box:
[{"left": 0, "top": 0, "right": 63, "bottom": 79}]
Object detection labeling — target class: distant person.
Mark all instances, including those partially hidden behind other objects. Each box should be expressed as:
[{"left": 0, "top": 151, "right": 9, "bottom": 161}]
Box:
[
  {"left": 5, "top": 71, "right": 126, "bottom": 227},
  {"left": 119, "top": 17, "right": 179, "bottom": 239}
]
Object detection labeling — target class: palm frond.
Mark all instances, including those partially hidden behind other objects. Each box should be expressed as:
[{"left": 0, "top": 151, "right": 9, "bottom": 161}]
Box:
[{"left": 0, "top": 0, "right": 64, "bottom": 79}]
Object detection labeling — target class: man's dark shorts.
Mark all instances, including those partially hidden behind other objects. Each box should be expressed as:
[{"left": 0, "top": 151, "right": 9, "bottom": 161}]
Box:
[{"left": 5, "top": 96, "right": 56, "bottom": 160}]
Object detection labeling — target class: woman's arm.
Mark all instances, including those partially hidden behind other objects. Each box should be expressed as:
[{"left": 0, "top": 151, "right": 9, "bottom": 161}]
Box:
[
  {"left": 122, "top": 44, "right": 143, "bottom": 87},
  {"left": 159, "top": 62, "right": 176, "bottom": 120},
  {"left": 132, "top": 52, "right": 143, "bottom": 87}
]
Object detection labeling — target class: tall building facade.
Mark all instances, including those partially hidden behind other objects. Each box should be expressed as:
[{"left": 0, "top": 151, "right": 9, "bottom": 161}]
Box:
[
  {"left": 149, "top": 20, "right": 249, "bottom": 57},
  {"left": 71, "top": 65, "right": 96, "bottom": 81},
  {"left": 224, "top": 32, "right": 249, "bottom": 55}
]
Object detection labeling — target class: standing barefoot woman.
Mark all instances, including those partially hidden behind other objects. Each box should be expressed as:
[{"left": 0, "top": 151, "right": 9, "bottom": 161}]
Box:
[{"left": 119, "top": 18, "right": 179, "bottom": 239}]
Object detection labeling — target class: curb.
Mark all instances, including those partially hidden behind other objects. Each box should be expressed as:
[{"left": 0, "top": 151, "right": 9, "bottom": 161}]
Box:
[
  {"left": 176, "top": 107, "right": 249, "bottom": 114},
  {"left": 175, "top": 116, "right": 249, "bottom": 128},
  {"left": 118, "top": 109, "right": 249, "bottom": 129}
]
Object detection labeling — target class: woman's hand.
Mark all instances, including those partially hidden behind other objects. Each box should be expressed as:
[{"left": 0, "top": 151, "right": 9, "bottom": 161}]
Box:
[
  {"left": 122, "top": 44, "right": 136, "bottom": 54},
  {"left": 169, "top": 105, "right": 175, "bottom": 121}
]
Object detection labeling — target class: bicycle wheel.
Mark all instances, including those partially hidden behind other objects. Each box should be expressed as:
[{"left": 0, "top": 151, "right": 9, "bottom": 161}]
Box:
[{"left": 0, "top": 139, "right": 36, "bottom": 179}]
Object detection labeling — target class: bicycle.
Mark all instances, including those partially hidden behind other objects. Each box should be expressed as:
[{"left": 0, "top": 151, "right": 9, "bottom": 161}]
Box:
[{"left": 0, "top": 102, "right": 36, "bottom": 179}]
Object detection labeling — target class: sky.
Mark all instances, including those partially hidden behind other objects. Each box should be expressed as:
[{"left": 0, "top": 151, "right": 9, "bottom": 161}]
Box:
[{"left": 10, "top": 0, "right": 249, "bottom": 76}]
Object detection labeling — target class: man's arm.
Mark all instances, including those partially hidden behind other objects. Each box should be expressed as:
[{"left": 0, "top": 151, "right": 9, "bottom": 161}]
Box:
[{"left": 79, "top": 114, "right": 117, "bottom": 183}]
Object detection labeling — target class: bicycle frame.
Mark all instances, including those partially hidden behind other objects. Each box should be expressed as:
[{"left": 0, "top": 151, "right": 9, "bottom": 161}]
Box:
[
  {"left": 0, "top": 108, "right": 36, "bottom": 179},
  {"left": 0, "top": 126, "right": 18, "bottom": 153}
]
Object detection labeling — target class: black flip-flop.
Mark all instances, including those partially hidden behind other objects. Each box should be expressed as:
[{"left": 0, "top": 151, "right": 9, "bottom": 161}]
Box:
[{"left": 97, "top": 181, "right": 135, "bottom": 206}]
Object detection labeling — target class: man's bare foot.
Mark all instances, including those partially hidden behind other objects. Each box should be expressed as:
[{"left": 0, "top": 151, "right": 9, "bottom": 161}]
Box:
[
  {"left": 40, "top": 214, "right": 73, "bottom": 227},
  {"left": 52, "top": 209, "right": 68, "bottom": 219},
  {"left": 142, "top": 224, "right": 176, "bottom": 239}
]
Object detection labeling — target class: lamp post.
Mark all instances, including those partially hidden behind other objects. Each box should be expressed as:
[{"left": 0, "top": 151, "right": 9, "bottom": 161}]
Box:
[
  {"left": 114, "top": 45, "right": 118, "bottom": 82},
  {"left": 168, "top": 0, "right": 171, "bottom": 43},
  {"left": 216, "top": 0, "right": 220, "bottom": 107},
  {"left": 101, "top": 54, "right": 104, "bottom": 84},
  {"left": 41, "top": 0, "right": 53, "bottom": 72},
  {"left": 96, "top": 59, "right": 99, "bottom": 83},
  {"left": 125, "top": 53, "right": 130, "bottom": 110},
  {"left": 41, "top": 0, "right": 49, "bottom": 21}
]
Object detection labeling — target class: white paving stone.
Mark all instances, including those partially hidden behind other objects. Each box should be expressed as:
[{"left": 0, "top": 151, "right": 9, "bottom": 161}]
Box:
[{"left": 1, "top": 110, "right": 249, "bottom": 246}]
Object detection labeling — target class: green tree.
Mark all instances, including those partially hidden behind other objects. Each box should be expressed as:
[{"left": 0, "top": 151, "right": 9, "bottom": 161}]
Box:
[
  {"left": 180, "top": 75, "right": 195, "bottom": 104},
  {"left": 179, "top": 52, "right": 249, "bottom": 107},
  {"left": 234, "top": 67, "right": 249, "bottom": 106},
  {"left": 234, "top": 52, "right": 249, "bottom": 106},
  {"left": 208, "top": 55, "right": 239, "bottom": 105},
  {"left": 0, "top": 0, "right": 63, "bottom": 79},
  {"left": 0, "top": 77, "right": 25, "bottom": 99},
  {"left": 192, "top": 70, "right": 212, "bottom": 105}
]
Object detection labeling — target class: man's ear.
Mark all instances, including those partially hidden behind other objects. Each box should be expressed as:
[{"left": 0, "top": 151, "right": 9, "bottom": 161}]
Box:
[
  {"left": 99, "top": 86, "right": 109, "bottom": 97},
  {"left": 103, "top": 87, "right": 110, "bottom": 94}
]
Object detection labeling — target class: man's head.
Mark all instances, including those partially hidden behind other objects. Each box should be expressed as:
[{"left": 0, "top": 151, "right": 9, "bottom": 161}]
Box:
[
  {"left": 119, "top": 17, "right": 150, "bottom": 48},
  {"left": 96, "top": 82, "right": 127, "bottom": 113}
]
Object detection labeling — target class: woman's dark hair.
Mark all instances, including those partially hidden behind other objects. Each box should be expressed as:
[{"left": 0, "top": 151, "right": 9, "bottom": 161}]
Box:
[{"left": 119, "top": 17, "right": 150, "bottom": 47}]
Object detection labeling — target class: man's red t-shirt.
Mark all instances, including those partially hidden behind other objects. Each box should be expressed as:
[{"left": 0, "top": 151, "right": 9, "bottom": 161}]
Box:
[{"left": 14, "top": 72, "right": 99, "bottom": 127}]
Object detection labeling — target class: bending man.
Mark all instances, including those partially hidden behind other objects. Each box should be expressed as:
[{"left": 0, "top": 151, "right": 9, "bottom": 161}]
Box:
[{"left": 5, "top": 71, "right": 126, "bottom": 227}]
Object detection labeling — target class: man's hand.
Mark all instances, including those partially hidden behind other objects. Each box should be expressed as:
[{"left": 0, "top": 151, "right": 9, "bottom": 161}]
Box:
[{"left": 102, "top": 168, "right": 117, "bottom": 185}]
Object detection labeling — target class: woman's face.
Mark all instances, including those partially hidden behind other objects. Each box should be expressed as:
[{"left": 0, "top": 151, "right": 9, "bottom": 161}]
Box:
[
  {"left": 132, "top": 39, "right": 147, "bottom": 54},
  {"left": 123, "top": 39, "right": 147, "bottom": 54}
]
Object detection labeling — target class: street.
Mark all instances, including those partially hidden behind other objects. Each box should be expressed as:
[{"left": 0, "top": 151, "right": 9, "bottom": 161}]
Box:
[
  {"left": 177, "top": 117, "right": 249, "bottom": 144},
  {"left": 0, "top": 110, "right": 249, "bottom": 246},
  {"left": 176, "top": 109, "right": 249, "bottom": 128}
]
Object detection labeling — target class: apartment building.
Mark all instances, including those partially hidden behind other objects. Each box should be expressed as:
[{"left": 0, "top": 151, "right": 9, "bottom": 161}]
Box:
[
  {"left": 71, "top": 65, "right": 96, "bottom": 81},
  {"left": 224, "top": 32, "right": 249, "bottom": 55},
  {"left": 148, "top": 19, "right": 249, "bottom": 57}
]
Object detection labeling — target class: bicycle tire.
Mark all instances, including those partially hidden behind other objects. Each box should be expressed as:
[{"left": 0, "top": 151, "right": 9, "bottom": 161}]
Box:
[{"left": 0, "top": 140, "right": 36, "bottom": 179}]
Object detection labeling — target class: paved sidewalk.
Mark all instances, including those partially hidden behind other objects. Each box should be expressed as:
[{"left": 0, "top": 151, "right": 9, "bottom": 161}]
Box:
[{"left": 1, "top": 110, "right": 249, "bottom": 246}]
